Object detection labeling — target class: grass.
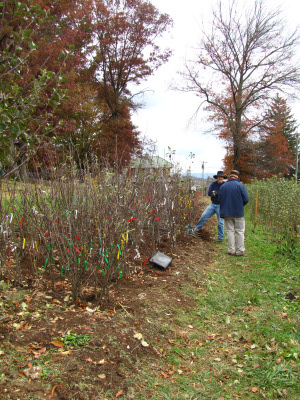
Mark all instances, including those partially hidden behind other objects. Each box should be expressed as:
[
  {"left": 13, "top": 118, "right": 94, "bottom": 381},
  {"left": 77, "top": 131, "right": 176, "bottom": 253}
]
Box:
[{"left": 130, "top": 219, "right": 300, "bottom": 399}]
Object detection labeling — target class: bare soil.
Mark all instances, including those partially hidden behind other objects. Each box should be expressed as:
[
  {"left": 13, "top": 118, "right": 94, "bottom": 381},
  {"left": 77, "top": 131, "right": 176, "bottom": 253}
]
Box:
[{"left": 0, "top": 201, "right": 219, "bottom": 400}]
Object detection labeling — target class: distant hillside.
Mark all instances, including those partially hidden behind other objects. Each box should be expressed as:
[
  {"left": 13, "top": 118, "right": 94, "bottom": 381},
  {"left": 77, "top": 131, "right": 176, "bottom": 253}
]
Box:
[{"left": 190, "top": 172, "right": 213, "bottom": 179}]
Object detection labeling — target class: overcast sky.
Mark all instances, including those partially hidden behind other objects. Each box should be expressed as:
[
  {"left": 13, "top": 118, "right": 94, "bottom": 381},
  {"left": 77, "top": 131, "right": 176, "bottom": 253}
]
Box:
[{"left": 131, "top": 0, "right": 300, "bottom": 176}]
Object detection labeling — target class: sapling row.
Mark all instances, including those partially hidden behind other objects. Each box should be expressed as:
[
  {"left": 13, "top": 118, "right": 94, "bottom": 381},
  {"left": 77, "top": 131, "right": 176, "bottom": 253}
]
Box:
[{"left": 0, "top": 165, "right": 196, "bottom": 302}]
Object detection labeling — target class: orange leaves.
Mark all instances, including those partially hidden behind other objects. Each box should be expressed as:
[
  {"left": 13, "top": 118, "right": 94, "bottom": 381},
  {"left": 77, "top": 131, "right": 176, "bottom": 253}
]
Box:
[
  {"left": 157, "top": 364, "right": 191, "bottom": 382},
  {"left": 86, "top": 358, "right": 105, "bottom": 365},
  {"left": 51, "top": 340, "right": 65, "bottom": 348},
  {"left": 28, "top": 343, "right": 47, "bottom": 358},
  {"left": 88, "top": 0, "right": 172, "bottom": 166},
  {"left": 49, "top": 385, "right": 58, "bottom": 399}
]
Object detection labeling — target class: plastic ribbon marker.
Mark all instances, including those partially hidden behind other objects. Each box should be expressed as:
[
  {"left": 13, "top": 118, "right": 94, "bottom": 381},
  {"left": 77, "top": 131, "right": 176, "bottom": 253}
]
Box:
[
  {"left": 117, "top": 244, "right": 122, "bottom": 260},
  {"left": 117, "top": 266, "right": 122, "bottom": 278}
]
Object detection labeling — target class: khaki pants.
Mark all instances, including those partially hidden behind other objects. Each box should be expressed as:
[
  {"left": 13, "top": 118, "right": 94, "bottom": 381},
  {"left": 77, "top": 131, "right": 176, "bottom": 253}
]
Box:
[{"left": 224, "top": 217, "right": 245, "bottom": 255}]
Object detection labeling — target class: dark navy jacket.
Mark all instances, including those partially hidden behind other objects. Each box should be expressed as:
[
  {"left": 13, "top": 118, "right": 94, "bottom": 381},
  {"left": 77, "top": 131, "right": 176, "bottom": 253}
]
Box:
[
  {"left": 208, "top": 181, "right": 224, "bottom": 205},
  {"left": 219, "top": 178, "right": 249, "bottom": 218}
]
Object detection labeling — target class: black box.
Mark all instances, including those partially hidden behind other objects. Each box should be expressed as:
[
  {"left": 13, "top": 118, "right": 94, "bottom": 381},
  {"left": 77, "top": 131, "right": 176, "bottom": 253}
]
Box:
[{"left": 150, "top": 251, "right": 172, "bottom": 270}]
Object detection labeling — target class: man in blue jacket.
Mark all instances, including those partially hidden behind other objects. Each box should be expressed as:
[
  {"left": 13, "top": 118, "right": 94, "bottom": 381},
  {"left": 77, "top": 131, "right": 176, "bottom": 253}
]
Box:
[
  {"left": 219, "top": 170, "right": 249, "bottom": 256},
  {"left": 193, "top": 170, "right": 227, "bottom": 242}
]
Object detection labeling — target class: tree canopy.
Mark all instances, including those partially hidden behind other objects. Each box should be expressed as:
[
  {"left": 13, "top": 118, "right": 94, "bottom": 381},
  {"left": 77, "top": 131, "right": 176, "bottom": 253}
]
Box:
[
  {"left": 86, "top": 0, "right": 172, "bottom": 167},
  {"left": 180, "top": 0, "right": 300, "bottom": 179},
  {"left": 0, "top": 0, "right": 172, "bottom": 177}
]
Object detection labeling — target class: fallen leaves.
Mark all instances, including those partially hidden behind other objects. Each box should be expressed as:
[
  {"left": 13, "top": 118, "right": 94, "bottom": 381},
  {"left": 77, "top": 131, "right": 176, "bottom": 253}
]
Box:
[
  {"left": 86, "top": 307, "right": 97, "bottom": 313},
  {"left": 50, "top": 316, "right": 64, "bottom": 323},
  {"left": 133, "top": 331, "right": 149, "bottom": 347},
  {"left": 86, "top": 358, "right": 105, "bottom": 365},
  {"left": 12, "top": 321, "right": 32, "bottom": 331},
  {"left": 29, "top": 345, "right": 47, "bottom": 358},
  {"left": 51, "top": 340, "right": 65, "bottom": 348},
  {"left": 59, "top": 349, "right": 71, "bottom": 355},
  {"left": 22, "top": 365, "right": 42, "bottom": 380},
  {"left": 133, "top": 332, "right": 143, "bottom": 340},
  {"left": 49, "top": 385, "right": 58, "bottom": 399}
]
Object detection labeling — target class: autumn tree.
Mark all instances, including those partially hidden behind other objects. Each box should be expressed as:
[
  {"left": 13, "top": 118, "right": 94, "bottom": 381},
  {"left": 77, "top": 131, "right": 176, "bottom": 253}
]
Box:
[
  {"left": 0, "top": 0, "right": 68, "bottom": 178},
  {"left": 256, "top": 95, "right": 298, "bottom": 178},
  {"left": 87, "top": 0, "right": 172, "bottom": 167},
  {"left": 57, "top": 82, "right": 102, "bottom": 171},
  {"left": 180, "top": 0, "right": 300, "bottom": 178},
  {"left": 24, "top": 0, "right": 94, "bottom": 173},
  {"left": 1, "top": 0, "right": 172, "bottom": 175},
  {"left": 0, "top": 0, "right": 93, "bottom": 178},
  {"left": 263, "top": 95, "right": 298, "bottom": 171},
  {"left": 93, "top": 100, "right": 141, "bottom": 168},
  {"left": 218, "top": 94, "right": 298, "bottom": 181}
]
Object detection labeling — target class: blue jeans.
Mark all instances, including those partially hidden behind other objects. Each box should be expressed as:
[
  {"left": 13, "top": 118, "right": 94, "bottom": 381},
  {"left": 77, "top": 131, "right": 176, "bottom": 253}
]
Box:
[{"left": 195, "top": 203, "right": 224, "bottom": 240}]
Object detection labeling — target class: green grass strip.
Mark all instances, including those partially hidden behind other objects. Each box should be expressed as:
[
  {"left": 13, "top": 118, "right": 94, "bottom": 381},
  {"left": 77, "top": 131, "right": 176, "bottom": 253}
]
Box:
[{"left": 132, "top": 220, "right": 300, "bottom": 400}]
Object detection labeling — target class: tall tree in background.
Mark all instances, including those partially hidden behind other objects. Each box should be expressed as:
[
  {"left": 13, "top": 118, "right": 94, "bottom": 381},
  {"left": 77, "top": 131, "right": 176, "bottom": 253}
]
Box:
[
  {"left": 88, "top": 0, "right": 172, "bottom": 167},
  {"left": 180, "top": 0, "right": 300, "bottom": 178},
  {"left": 220, "top": 95, "right": 298, "bottom": 181},
  {"left": 1, "top": 0, "right": 172, "bottom": 175},
  {"left": 262, "top": 95, "right": 298, "bottom": 177},
  {"left": 27, "top": 0, "right": 93, "bottom": 171},
  {"left": 58, "top": 82, "right": 103, "bottom": 171},
  {"left": 253, "top": 95, "right": 298, "bottom": 179}
]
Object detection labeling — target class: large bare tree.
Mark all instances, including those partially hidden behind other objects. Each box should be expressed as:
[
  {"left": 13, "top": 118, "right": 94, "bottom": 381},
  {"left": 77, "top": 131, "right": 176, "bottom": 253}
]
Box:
[{"left": 180, "top": 0, "right": 300, "bottom": 174}]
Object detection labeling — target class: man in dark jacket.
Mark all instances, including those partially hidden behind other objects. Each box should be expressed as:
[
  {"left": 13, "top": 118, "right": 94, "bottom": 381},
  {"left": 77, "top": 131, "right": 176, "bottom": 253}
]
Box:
[
  {"left": 193, "top": 170, "right": 227, "bottom": 242},
  {"left": 219, "top": 170, "right": 249, "bottom": 256}
]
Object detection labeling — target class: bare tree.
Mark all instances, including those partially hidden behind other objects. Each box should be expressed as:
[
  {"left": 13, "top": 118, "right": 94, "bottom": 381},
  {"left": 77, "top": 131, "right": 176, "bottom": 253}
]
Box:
[{"left": 179, "top": 0, "right": 300, "bottom": 173}]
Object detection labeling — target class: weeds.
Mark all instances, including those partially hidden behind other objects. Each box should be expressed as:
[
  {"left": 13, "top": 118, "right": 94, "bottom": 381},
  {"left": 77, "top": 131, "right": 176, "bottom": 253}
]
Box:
[{"left": 62, "top": 332, "right": 91, "bottom": 349}]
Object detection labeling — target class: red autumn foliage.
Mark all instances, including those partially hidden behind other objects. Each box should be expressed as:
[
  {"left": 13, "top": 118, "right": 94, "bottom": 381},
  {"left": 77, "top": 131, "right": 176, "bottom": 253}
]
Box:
[{"left": 209, "top": 93, "right": 297, "bottom": 182}]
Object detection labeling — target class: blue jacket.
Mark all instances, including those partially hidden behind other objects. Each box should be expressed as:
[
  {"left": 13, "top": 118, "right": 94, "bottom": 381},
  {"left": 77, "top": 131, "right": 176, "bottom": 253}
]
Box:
[
  {"left": 208, "top": 181, "right": 224, "bottom": 205},
  {"left": 219, "top": 178, "right": 249, "bottom": 218}
]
